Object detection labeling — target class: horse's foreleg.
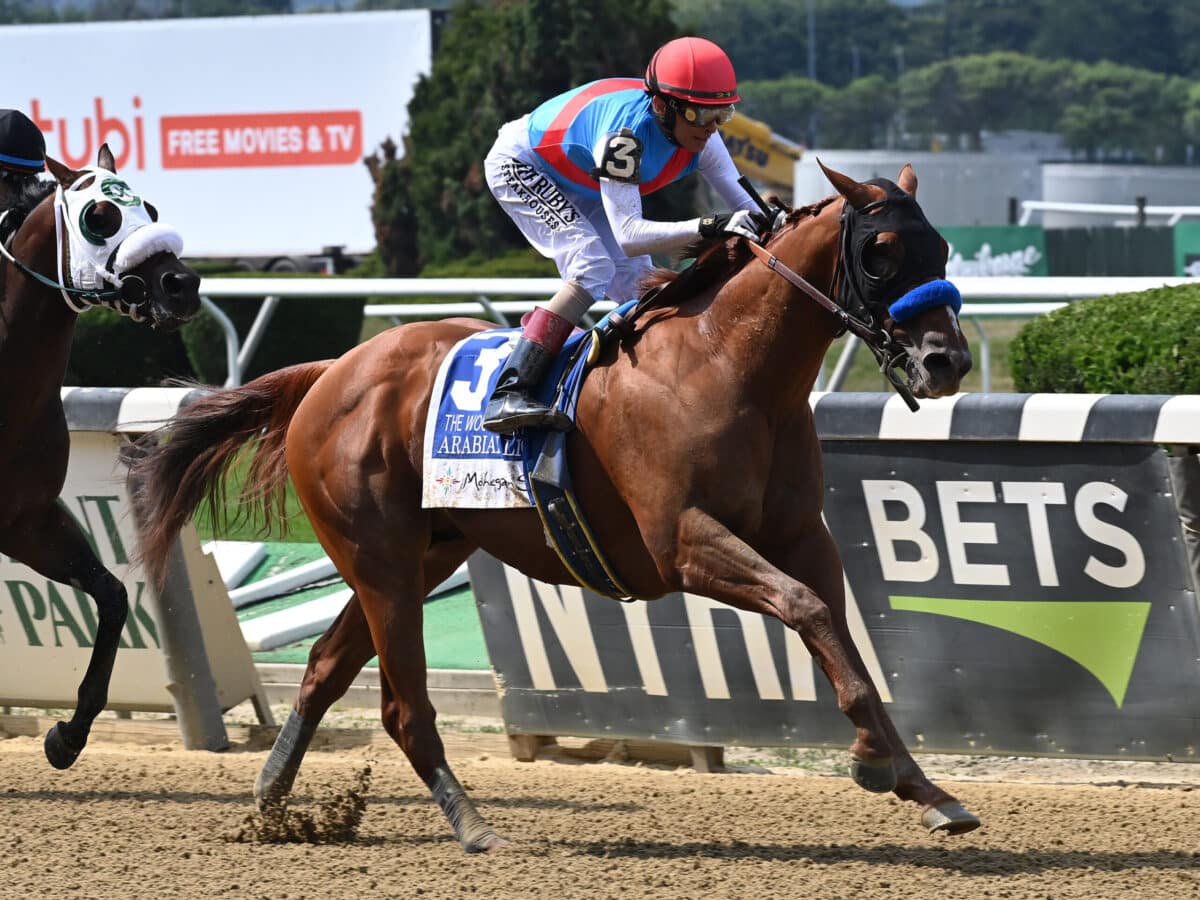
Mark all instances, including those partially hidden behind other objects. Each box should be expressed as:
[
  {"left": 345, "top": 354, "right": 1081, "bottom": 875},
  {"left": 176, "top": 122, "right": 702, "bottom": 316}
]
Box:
[
  {"left": 356, "top": 570, "right": 508, "bottom": 853},
  {"left": 0, "top": 501, "right": 128, "bottom": 769},
  {"left": 255, "top": 592, "right": 376, "bottom": 808},
  {"left": 671, "top": 509, "right": 897, "bottom": 792},
  {"left": 775, "top": 527, "right": 981, "bottom": 834}
]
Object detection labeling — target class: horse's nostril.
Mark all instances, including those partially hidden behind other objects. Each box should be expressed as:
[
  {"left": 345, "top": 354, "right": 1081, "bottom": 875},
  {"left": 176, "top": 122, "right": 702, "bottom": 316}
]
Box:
[
  {"left": 923, "top": 351, "right": 952, "bottom": 374},
  {"left": 161, "top": 271, "right": 200, "bottom": 298}
]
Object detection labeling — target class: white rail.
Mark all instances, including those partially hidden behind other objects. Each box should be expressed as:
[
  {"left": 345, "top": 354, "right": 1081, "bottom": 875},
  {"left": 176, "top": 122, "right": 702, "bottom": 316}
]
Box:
[
  {"left": 197, "top": 275, "right": 1192, "bottom": 391},
  {"left": 1019, "top": 200, "right": 1200, "bottom": 227}
]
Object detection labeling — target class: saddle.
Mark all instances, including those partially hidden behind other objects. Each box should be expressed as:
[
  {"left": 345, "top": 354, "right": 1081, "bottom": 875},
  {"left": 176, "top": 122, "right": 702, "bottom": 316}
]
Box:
[{"left": 520, "top": 299, "right": 641, "bottom": 601}]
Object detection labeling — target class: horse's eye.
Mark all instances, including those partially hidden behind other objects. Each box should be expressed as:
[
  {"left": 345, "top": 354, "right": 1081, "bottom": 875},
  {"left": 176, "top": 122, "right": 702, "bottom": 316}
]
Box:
[
  {"left": 80, "top": 200, "right": 123, "bottom": 245},
  {"left": 144, "top": 202, "right": 159, "bottom": 223},
  {"left": 862, "top": 238, "right": 902, "bottom": 281}
]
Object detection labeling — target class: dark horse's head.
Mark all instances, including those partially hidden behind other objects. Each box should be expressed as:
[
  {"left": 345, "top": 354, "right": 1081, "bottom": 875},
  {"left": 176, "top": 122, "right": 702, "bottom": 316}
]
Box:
[
  {"left": 21, "top": 143, "right": 201, "bottom": 331},
  {"left": 818, "top": 159, "right": 972, "bottom": 399}
]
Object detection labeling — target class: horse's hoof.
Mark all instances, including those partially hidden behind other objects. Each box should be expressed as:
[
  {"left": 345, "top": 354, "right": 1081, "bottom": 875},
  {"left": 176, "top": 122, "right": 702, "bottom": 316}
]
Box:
[
  {"left": 44, "top": 722, "right": 84, "bottom": 770},
  {"left": 850, "top": 755, "right": 897, "bottom": 794},
  {"left": 922, "top": 800, "right": 981, "bottom": 835},
  {"left": 464, "top": 831, "right": 510, "bottom": 853},
  {"left": 254, "top": 780, "right": 287, "bottom": 812}
]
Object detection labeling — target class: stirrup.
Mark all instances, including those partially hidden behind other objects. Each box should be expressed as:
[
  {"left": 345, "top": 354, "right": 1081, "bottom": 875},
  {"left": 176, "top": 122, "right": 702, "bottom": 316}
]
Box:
[{"left": 483, "top": 394, "right": 571, "bottom": 434}]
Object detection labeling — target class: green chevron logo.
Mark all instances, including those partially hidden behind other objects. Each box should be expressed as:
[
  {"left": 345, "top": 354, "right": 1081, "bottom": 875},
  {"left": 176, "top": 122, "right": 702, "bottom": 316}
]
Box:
[{"left": 889, "top": 596, "right": 1152, "bottom": 708}]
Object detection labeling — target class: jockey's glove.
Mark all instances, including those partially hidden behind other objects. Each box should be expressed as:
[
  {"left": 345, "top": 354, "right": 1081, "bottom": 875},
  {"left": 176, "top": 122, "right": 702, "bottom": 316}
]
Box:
[
  {"left": 767, "top": 203, "right": 789, "bottom": 233},
  {"left": 699, "top": 208, "right": 766, "bottom": 242}
]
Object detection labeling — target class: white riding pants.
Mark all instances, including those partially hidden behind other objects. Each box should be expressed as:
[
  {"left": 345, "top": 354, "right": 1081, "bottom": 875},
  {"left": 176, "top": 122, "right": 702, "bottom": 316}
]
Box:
[{"left": 484, "top": 117, "right": 653, "bottom": 318}]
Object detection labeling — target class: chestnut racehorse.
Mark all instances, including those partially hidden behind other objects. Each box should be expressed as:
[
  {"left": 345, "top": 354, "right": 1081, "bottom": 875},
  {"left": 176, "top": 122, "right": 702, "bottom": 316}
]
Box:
[
  {"left": 0, "top": 144, "right": 200, "bottom": 769},
  {"left": 130, "top": 162, "right": 976, "bottom": 851}
]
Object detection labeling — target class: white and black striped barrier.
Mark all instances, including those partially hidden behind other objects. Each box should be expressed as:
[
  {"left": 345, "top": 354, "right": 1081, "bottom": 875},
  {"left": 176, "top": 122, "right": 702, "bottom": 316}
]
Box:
[
  {"left": 26, "top": 389, "right": 1200, "bottom": 761},
  {"left": 0, "top": 388, "right": 272, "bottom": 750},
  {"left": 470, "top": 392, "right": 1200, "bottom": 761}
]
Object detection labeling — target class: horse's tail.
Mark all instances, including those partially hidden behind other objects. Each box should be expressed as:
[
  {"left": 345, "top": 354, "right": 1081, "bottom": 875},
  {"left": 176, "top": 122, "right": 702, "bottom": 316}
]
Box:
[{"left": 128, "top": 360, "right": 334, "bottom": 588}]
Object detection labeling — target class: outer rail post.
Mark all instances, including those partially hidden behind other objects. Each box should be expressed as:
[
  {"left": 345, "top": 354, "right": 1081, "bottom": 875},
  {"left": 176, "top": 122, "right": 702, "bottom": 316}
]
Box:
[{"left": 156, "top": 537, "right": 230, "bottom": 752}]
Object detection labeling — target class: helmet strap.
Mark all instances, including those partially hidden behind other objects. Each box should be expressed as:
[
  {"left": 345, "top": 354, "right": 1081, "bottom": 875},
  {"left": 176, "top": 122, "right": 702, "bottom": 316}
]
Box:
[{"left": 649, "top": 94, "right": 681, "bottom": 147}]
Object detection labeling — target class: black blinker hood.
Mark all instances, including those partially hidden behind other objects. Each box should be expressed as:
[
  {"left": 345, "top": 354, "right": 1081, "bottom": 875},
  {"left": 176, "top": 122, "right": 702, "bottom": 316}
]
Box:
[{"left": 838, "top": 178, "right": 946, "bottom": 320}]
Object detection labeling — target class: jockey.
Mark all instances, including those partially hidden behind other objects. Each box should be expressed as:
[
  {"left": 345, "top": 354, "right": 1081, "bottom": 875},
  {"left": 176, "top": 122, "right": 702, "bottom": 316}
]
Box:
[
  {"left": 482, "top": 36, "right": 781, "bottom": 434},
  {"left": 0, "top": 109, "right": 46, "bottom": 209}
]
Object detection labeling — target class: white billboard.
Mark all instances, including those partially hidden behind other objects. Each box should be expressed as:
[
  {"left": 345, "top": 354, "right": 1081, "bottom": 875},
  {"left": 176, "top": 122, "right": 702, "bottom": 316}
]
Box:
[{"left": 2, "top": 11, "right": 433, "bottom": 258}]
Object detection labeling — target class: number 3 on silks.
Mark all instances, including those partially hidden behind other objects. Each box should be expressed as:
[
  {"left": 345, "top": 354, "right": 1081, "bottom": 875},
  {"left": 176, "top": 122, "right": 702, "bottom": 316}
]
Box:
[{"left": 596, "top": 129, "right": 643, "bottom": 183}]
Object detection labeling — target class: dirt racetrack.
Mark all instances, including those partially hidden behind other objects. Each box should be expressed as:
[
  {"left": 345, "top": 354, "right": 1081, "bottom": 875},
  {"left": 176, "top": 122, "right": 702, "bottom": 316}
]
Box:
[{"left": 2, "top": 723, "right": 1198, "bottom": 900}]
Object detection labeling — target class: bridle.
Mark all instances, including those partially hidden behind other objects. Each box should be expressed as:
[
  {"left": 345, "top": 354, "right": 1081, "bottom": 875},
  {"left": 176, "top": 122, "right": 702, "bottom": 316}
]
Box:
[
  {"left": 0, "top": 174, "right": 157, "bottom": 321},
  {"left": 745, "top": 207, "right": 923, "bottom": 412},
  {"left": 601, "top": 178, "right": 955, "bottom": 411},
  {"left": 0, "top": 209, "right": 151, "bottom": 318}
]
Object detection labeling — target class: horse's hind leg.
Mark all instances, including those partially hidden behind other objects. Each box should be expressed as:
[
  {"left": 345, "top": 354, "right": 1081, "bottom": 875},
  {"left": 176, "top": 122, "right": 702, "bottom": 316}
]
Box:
[
  {"left": 353, "top": 544, "right": 506, "bottom": 853},
  {"left": 253, "top": 539, "right": 499, "bottom": 853},
  {"left": 255, "top": 592, "right": 376, "bottom": 807},
  {"left": 0, "top": 501, "right": 129, "bottom": 769}
]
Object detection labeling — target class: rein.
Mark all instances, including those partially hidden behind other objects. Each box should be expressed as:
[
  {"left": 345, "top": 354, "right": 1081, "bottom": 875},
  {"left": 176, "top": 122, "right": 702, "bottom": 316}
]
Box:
[
  {"left": 745, "top": 237, "right": 920, "bottom": 411},
  {"left": 736, "top": 176, "right": 920, "bottom": 410}
]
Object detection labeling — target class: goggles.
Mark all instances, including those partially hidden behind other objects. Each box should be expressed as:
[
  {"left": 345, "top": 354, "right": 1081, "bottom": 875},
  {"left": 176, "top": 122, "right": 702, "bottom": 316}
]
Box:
[{"left": 677, "top": 102, "right": 736, "bottom": 128}]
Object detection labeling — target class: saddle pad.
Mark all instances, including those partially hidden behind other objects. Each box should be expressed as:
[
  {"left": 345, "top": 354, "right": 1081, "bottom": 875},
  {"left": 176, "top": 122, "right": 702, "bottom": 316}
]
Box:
[{"left": 421, "top": 330, "right": 533, "bottom": 509}]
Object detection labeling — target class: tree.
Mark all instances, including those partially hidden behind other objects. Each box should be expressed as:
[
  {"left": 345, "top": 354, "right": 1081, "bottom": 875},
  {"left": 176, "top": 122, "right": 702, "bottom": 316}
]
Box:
[
  {"left": 397, "top": 0, "right": 678, "bottom": 269},
  {"left": 365, "top": 137, "right": 420, "bottom": 277},
  {"left": 674, "top": 0, "right": 908, "bottom": 87},
  {"left": 1029, "top": 0, "right": 1181, "bottom": 78},
  {"left": 921, "top": 0, "right": 1047, "bottom": 63},
  {"left": 902, "top": 53, "right": 1066, "bottom": 150},
  {"left": 738, "top": 77, "right": 830, "bottom": 146},
  {"left": 1058, "top": 61, "right": 1188, "bottom": 162},
  {"left": 819, "top": 76, "right": 895, "bottom": 149}
]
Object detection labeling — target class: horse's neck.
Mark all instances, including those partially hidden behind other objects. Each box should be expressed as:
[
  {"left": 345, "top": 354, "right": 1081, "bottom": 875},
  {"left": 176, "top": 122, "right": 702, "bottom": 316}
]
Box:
[
  {"left": 0, "top": 257, "right": 78, "bottom": 409},
  {"left": 702, "top": 219, "right": 840, "bottom": 410}
]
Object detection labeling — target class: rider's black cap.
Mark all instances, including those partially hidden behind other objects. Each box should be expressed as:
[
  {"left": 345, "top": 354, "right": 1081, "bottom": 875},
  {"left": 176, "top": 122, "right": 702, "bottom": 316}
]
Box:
[{"left": 0, "top": 109, "right": 46, "bottom": 175}]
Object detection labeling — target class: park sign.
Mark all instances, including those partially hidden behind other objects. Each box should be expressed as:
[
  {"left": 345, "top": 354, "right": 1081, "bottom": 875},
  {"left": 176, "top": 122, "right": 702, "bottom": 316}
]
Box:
[
  {"left": 471, "top": 393, "right": 1200, "bottom": 760},
  {"left": 0, "top": 391, "right": 265, "bottom": 720},
  {"left": 0, "top": 433, "right": 166, "bottom": 707}
]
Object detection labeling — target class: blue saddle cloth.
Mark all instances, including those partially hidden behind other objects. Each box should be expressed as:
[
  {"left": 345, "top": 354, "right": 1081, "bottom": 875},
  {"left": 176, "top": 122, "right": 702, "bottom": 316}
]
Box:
[{"left": 425, "top": 301, "right": 637, "bottom": 598}]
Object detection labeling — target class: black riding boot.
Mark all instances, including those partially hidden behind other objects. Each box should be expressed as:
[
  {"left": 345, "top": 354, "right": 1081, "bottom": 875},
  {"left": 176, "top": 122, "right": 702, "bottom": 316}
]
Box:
[{"left": 482, "top": 338, "right": 571, "bottom": 434}]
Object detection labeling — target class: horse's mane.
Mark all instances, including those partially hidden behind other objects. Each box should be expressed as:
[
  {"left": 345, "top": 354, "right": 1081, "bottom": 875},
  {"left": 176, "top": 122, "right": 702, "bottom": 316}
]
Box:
[
  {"left": 639, "top": 196, "right": 840, "bottom": 309},
  {"left": 0, "top": 176, "right": 56, "bottom": 244}
]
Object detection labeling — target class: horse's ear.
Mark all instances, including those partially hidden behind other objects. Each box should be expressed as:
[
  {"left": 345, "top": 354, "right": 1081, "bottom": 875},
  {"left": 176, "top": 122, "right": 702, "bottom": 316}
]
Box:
[
  {"left": 897, "top": 163, "right": 917, "bottom": 197},
  {"left": 816, "top": 157, "right": 879, "bottom": 210},
  {"left": 97, "top": 143, "right": 117, "bottom": 173},
  {"left": 45, "top": 155, "right": 78, "bottom": 187}
]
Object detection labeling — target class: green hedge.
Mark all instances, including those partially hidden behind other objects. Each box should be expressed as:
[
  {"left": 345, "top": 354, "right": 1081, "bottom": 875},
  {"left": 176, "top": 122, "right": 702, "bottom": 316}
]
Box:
[
  {"left": 1010, "top": 284, "right": 1200, "bottom": 394},
  {"left": 182, "top": 272, "right": 364, "bottom": 384},
  {"left": 67, "top": 307, "right": 195, "bottom": 387}
]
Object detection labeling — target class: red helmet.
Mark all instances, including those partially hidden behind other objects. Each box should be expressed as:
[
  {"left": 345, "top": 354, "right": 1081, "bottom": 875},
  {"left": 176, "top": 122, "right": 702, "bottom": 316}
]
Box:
[{"left": 644, "top": 37, "right": 740, "bottom": 106}]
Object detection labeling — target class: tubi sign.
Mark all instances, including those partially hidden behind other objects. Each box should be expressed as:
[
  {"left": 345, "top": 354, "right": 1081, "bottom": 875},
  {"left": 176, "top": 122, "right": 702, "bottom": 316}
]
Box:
[{"left": 3, "top": 12, "right": 433, "bottom": 258}]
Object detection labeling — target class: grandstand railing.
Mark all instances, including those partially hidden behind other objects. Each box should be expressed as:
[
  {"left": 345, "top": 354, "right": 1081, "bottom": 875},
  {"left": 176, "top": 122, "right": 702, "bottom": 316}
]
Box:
[{"left": 1019, "top": 199, "right": 1200, "bottom": 227}]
